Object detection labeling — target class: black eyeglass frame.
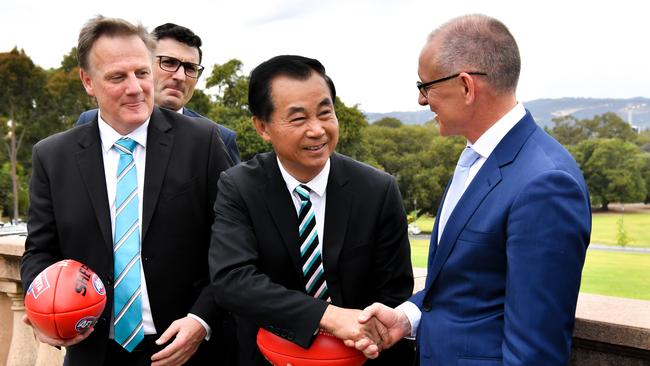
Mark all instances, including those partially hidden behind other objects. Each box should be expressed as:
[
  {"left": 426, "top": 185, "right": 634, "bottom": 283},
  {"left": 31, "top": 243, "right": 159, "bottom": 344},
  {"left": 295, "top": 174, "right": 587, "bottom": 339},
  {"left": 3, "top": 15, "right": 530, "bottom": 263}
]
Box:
[
  {"left": 416, "top": 72, "right": 487, "bottom": 98},
  {"left": 156, "top": 55, "right": 205, "bottom": 78}
]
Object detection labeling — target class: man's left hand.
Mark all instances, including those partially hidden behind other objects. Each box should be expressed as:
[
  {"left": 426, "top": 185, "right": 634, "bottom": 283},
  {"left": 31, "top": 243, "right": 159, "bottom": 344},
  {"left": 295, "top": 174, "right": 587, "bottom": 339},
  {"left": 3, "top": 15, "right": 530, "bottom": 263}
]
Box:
[{"left": 151, "top": 317, "right": 206, "bottom": 366}]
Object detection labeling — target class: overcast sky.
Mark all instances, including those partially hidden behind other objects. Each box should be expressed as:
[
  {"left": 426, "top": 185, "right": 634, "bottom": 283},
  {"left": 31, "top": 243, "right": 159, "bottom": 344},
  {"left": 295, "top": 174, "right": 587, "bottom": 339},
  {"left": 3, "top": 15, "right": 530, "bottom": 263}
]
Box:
[{"left": 2, "top": 0, "right": 648, "bottom": 113}]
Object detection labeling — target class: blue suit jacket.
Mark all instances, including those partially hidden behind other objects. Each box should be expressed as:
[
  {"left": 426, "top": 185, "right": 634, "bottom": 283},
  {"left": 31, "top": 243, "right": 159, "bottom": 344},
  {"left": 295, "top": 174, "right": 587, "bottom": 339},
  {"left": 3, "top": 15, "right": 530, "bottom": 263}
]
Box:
[
  {"left": 76, "top": 108, "right": 241, "bottom": 164},
  {"left": 410, "top": 112, "right": 591, "bottom": 365}
]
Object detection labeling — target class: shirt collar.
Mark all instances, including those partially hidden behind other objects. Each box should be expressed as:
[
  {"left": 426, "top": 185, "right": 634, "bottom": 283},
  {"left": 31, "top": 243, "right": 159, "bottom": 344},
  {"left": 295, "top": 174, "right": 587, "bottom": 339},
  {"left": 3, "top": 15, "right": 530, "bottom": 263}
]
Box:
[
  {"left": 97, "top": 109, "right": 150, "bottom": 153},
  {"left": 469, "top": 102, "right": 526, "bottom": 159},
  {"left": 277, "top": 157, "right": 330, "bottom": 198}
]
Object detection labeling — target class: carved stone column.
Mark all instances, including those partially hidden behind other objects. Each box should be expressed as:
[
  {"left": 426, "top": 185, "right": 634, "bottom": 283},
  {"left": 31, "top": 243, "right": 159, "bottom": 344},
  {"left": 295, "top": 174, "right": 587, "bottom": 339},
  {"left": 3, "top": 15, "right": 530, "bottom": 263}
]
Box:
[{"left": 5, "top": 286, "right": 37, "bottom": 366}]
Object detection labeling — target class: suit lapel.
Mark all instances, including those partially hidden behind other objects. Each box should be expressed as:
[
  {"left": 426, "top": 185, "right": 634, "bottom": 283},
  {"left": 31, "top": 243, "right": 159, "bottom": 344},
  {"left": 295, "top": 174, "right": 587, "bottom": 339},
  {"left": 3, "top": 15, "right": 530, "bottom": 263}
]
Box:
[
  {"left": 74, "top": 120, "right": 113, "bottom": 251},
  {"left": 322, "top": 154, "right": 351, "bottom": 304},
  {"left": 262, "top": 154, "right": 305, "bottom": 281},
  {"left": 142, "top": 108, "right": 173, "bottom": 240},
  {"left": 427, "top": 111, "right": 538, "bottom": 285},
  {"left": 427, "top": 157, "right": 502, "bottom": 282}
]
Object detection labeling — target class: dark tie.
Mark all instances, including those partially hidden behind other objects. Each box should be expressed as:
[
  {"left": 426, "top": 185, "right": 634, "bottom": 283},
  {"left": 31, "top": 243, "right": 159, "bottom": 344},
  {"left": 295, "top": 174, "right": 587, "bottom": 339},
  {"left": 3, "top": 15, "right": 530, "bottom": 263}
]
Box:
[
  {"left": 295, "top": 185, "right": 330, "bottom": 301},
  {"left": 112, "top": 137, "right": 144, "bottom": 352}
]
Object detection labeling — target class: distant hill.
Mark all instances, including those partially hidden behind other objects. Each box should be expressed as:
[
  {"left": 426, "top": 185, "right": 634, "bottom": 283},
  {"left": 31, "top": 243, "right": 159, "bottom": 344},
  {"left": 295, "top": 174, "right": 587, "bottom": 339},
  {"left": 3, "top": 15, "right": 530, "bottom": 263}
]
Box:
[{"left": 365, "top": 97, "right": 650, "bottom": 130}]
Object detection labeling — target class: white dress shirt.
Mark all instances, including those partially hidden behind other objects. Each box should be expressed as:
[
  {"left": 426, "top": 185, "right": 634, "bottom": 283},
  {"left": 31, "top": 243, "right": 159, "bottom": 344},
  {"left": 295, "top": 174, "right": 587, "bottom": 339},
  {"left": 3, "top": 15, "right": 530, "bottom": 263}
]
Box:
[
  {"left": 277, "top": 158, "right": 330, "bottom": 256},
  {"left": 399, "top": 102, "right": 527, "bottom": 337},
  {"left": 97, "top": 112, "right": 156, "bottom": 337},
  {"left": 98, "top": 110, "right": 211, "bottom": 339}
]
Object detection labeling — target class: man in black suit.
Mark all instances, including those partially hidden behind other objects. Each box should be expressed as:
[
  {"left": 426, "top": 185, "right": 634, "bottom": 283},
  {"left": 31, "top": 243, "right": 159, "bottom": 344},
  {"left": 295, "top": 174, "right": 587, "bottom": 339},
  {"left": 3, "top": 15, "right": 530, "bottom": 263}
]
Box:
[
  {"left": 75, "top": 22, "right": 241, "bottom": 164},
  {"left": 21, "top": 16, "right": 232, "bottom": 365},
  {"left": 209, "top": 55, "right": 415, "bottom": 365}
]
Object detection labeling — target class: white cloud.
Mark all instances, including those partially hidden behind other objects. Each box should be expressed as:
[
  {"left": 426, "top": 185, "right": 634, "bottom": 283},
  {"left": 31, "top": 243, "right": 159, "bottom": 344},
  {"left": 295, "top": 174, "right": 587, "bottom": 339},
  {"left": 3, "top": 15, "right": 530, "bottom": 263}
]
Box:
[{"left": 2, "top": 0, "right": 648, "bottom": 112}]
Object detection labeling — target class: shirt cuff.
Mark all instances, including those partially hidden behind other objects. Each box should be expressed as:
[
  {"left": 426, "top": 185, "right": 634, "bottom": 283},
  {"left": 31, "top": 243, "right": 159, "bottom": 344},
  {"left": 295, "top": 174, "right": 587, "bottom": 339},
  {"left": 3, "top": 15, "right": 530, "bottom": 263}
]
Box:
[
  {"left": 396, "top": 301, "right": 421, "bottom": 339},
  {"left": 187, "top": 313, "right": 212, "bottom": 341}
]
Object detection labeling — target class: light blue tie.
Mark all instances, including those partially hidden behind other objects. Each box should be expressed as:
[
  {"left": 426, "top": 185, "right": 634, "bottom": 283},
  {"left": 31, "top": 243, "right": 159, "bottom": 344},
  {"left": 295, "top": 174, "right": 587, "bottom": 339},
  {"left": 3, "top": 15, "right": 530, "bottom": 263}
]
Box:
[
  {"left": 112, "top": 137, "right": 144, "bottom": 352},
  {"left": 295, "top": 185, "right": 330, "bottom": 301},
  {"left": 437, "top": 146, "right": 480, "bottom": 243}
]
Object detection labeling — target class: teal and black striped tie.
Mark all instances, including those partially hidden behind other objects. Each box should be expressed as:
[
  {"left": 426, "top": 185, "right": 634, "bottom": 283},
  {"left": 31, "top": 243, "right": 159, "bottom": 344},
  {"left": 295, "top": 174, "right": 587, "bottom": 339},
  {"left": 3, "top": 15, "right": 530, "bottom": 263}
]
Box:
[
  {"left": 295, "top": 185, "right": 329, "bottom": 301},
  {"left": 112, "top": 137, "right": 144, "bottom": 352}
]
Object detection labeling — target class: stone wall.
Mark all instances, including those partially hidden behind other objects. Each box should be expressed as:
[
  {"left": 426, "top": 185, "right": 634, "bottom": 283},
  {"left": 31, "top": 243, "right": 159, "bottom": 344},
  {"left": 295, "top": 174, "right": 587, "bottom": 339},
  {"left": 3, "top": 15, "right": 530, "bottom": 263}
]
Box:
[{"left": 2, "top": 238, "right": 649, "bottom": 365}]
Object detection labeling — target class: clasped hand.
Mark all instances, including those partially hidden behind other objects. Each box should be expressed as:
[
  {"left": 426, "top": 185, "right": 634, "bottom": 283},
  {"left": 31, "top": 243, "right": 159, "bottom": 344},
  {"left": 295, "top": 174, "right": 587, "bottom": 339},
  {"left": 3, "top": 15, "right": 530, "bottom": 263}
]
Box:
[{"left": 340, "top": 303, "right": 412, "bottom": 359}]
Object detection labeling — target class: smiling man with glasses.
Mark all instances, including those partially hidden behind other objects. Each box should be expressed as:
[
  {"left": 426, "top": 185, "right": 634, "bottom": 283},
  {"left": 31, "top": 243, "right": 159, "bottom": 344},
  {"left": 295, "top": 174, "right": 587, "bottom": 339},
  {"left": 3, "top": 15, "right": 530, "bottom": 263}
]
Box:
[{"left": 76, "top": 23, "right": 241, "bottom": 163}]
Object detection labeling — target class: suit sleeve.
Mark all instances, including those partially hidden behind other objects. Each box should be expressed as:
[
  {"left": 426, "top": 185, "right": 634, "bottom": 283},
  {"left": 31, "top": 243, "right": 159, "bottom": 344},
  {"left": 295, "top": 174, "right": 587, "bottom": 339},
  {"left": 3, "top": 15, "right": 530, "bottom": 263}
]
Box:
[
  {"left": 20, "top": 144, "right": 63, "bottom": 293},
  {"left": 186, "top": 124, "right": 233, "bottom": 328},
  {"left": 503, "top": 170, "right": 590, "bottom": 365},
  {"left": 372, "top": 177, "right": 414, "bottom": 306},
  {"left": 209, "top": 171, "right": 328, "bottom": 348}
]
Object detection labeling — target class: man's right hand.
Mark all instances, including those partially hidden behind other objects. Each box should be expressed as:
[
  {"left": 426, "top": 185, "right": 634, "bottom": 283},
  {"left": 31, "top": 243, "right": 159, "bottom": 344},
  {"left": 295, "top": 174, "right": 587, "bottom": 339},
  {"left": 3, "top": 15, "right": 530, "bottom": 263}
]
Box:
[
  {"left": 22, "top": 314, "right": 93, "bottom": 347},
  {"left": 347, "top": 303, "right": 412, "bottom": 359},
  {"left": 318, "top": 305, "right": 389, "bottom": 353}
]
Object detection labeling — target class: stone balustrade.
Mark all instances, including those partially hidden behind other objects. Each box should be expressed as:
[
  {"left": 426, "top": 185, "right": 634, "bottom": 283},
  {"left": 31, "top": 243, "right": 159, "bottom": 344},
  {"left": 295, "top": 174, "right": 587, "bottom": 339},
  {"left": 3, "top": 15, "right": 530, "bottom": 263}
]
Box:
[{"left": 1, "top": 237, "right": 648, "bottom": 365}]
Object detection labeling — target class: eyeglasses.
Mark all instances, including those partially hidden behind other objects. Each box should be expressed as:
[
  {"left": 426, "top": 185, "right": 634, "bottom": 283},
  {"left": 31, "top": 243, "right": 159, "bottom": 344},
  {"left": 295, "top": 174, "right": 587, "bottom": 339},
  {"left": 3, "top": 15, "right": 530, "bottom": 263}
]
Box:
[
  {"left": 156, "top": 55, "right": 205, "bottom": 78},
  {"left": 416, "top": 72, "right": 487, "bottom": 98}
]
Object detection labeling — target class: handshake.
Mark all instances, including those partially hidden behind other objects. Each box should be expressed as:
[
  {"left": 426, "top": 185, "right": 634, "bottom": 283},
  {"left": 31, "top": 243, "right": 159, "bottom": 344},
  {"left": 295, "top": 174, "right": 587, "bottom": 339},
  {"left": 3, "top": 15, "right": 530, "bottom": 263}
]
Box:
[{"left": 319, "top": 303, "right": 412, "bottom": 359}]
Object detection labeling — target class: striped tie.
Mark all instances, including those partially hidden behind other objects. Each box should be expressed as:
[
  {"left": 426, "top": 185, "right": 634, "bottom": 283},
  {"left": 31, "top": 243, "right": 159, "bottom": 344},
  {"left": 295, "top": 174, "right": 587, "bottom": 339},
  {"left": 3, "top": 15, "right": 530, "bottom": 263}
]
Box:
[
  {"left": 295, "top": 185, "right": 330, "bottom": 301},
  {"left": 112, "top": 137, "right": 144, "bottom": 352}
]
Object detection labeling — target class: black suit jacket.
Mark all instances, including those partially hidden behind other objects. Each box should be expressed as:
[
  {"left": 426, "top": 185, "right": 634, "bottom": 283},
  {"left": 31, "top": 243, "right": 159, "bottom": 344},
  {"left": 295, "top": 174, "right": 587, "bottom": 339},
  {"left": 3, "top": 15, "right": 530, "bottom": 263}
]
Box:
[
  {"left": 75, "top": 107, "right": 241, "bottom": 164},
  {"left": 209, "top": 152, "right": 414, "bottom": 365},
  {"left": 21, "top": 107, "right": 233, "bottom": 365}
]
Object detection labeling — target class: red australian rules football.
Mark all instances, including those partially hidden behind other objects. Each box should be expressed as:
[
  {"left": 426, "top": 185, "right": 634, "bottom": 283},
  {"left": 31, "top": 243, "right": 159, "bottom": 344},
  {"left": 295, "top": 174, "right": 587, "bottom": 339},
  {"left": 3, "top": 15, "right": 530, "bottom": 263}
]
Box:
[
  {"left": 25, "top": 259, "right": 106, "bottom": 339},
  {"left": 257, "top": 328, "right": 367, "bottom": 366}
]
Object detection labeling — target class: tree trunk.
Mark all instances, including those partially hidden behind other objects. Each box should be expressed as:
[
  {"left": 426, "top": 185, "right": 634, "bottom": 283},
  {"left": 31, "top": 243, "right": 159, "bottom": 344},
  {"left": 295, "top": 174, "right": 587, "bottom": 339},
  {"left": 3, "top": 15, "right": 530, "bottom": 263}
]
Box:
[{"left": 601, "top": 201, "right": 609, "bottom": 211}]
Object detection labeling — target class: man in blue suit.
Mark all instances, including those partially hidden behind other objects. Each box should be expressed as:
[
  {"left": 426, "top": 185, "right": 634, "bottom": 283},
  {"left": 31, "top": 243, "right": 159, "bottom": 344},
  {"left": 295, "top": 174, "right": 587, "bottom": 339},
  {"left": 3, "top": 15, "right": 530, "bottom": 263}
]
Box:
[
  {"left": 76, "top": 23, "right": 240, "bottom": 164},
  {"left": 352, "top": 14, "right": 591, "bottom": 365}
]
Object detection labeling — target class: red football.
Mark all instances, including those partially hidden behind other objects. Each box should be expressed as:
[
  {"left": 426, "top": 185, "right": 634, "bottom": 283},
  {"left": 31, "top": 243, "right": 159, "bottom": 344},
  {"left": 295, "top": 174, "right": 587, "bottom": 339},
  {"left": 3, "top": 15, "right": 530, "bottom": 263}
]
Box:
[
  {"left": 25, "top": 259, "right": 106, "bottom": 339},
  {"left": 257, "top": 328, "right": 367, "bottom": 366}
]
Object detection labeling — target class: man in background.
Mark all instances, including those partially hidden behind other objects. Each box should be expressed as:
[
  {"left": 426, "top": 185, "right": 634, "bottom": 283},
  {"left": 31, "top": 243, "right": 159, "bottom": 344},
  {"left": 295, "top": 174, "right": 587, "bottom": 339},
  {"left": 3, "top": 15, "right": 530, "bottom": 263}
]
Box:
[
  {"left": 355, "top": 14, "right": 591, "bottom": 366},
  {"left": 21, "top": 16, "right": 233, "bottom": 365},
  {"left": 76, "top": 22, "right": 240, "bottom": 163}
]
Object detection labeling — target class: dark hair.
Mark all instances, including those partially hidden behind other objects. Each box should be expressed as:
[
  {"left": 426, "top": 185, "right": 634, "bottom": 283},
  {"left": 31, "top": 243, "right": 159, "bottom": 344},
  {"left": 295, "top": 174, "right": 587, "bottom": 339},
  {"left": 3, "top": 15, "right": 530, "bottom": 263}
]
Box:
[
  {"left": 248, "top": 55, "right": 336, "bottom": 122},
  {"left": 152, "top": 23, "right": 203, "bottom": 63},
  {"left": 430, "top": 14, "right": 520, "bottom": 94},
  {"left": 77, "top": 15, "right": 155, "bottom": 70}
]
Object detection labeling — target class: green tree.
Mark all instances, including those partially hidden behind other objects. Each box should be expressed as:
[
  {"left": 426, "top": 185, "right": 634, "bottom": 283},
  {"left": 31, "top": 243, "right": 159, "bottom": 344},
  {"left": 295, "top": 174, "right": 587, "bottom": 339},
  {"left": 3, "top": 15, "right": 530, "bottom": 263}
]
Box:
[
  {"left": 334, "top": 98, "right": 370, "bottom": 161},
  {"left": 205, "top": 59, "right": 249, "bottom": 109},
  {"left": 373, "top": 117, "right": 403, "bottom": 128},
  {"left": 184, "top": 88, "right": 213, "bottom": 117},
  {"left": 551, "top": 112, "right": 638, "bottom": 146},
  {"left": 571, "top": 138, "right": 646, "bottom": 210},
  {"left": 640, "top": 153, "right": 650, "bottom": 204},
  {"left": 0, "top": 48, "right": 48, "bottom": 220}
]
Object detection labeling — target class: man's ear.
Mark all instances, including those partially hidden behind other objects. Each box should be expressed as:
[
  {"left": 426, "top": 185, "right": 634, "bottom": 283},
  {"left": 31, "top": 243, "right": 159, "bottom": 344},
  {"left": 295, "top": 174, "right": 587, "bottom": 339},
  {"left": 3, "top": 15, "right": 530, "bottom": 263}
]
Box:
[
  {"left": 79, "top": 68, "right": 95, "bottom": 97},
  {"left": 458, "top": 72, "right": 476, "bottom": 105},
  {"left": 252, "top": 116, "right": 272, "bottom": 142}
]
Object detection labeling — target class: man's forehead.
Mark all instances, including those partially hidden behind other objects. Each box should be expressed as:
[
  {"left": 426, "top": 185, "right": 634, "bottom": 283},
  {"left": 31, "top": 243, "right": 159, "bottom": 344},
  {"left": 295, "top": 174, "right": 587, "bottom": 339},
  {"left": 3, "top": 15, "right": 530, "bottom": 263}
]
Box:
[{"left": 155, "top": 38, "right": 200, "bottom": 60}]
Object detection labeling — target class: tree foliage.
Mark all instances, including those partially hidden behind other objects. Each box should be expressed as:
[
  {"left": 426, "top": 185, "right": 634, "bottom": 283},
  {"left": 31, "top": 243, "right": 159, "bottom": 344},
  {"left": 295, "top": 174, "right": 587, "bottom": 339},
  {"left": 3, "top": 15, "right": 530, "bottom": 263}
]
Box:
[{"left": 571, "top": 138, "right": 646, "bottom": 210}]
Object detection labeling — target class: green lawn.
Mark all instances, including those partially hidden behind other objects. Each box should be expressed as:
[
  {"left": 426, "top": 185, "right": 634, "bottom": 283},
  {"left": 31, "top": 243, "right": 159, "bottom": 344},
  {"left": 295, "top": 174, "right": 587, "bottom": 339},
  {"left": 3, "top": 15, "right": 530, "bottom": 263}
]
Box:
[
  {"left": 413, "top": 210, "right": 650, "bottom": 248},
  {"left": 591, "top": 212, "right": 650, "bottom": 248},
  {"left": 409, "top": 239, "right": 650, "bottom": 300}
]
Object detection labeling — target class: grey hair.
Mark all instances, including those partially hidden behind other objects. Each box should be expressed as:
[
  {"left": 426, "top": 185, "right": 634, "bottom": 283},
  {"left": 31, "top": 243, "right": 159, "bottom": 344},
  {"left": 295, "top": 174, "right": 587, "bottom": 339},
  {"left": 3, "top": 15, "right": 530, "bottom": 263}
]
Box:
[{"left": 428, "top": 14, "right": 520, "bottom": 93}]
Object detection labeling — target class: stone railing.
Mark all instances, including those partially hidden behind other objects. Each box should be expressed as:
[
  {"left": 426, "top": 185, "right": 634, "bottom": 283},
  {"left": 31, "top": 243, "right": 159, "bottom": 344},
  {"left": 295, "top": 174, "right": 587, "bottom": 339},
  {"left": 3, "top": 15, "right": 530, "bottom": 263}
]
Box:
[
  {"left": 0, "top": 235, "right": 64, "bottom": 366},
  {"left": 1, "top": 239, "right": 648, "bottom": 365}
]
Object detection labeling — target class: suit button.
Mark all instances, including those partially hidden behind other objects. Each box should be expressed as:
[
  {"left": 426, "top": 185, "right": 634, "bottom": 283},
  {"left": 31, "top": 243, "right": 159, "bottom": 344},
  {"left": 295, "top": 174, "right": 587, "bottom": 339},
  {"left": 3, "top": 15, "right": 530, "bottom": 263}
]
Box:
[
  {"left": 105, "top": 278, "right": 113, "bottom": 286},
  {"left": 422, "top": 302, "right": 432, "bottom": 312}
]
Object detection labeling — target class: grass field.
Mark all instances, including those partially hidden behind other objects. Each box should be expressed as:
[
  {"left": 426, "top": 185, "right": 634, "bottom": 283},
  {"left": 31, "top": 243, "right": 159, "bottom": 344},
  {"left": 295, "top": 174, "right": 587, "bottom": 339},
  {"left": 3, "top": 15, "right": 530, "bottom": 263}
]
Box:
[
  {"left": 413, "top": 209, "right": 650, "bottom": 248},
  {"left": 409, "top": 239, "right": 650, "bottom": 300}
]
